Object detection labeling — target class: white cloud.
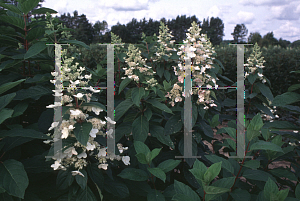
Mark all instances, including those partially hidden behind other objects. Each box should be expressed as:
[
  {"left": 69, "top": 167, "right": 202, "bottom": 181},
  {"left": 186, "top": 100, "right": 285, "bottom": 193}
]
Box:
[
  {"left": 239, "top": 0, "right": 293, "bottom": 6},
  {"left": 228, "top": 11, "right": 255, "bottom": 24},
  {"left": 274, "top": 21, "right": 300, "bottom": 40},
  {"left": 98, "top": 0, "right": 149, "bottom": 11},
  {"left": 271, "top": 2, "right": 300, "bottom": 20},
  {"left": 207, "top": 5, "right": 221, "bottom": 18}
]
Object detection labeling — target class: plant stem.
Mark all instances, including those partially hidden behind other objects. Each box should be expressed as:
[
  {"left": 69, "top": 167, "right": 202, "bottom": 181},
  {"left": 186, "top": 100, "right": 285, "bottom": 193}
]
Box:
[
  {"left": 148, "top": 164, "right": 156, "bottom": 189},
  {"left": 203, "top": 191, "right": 206, "bottom": 201},
  {"left": 226, "top": 140, "right": 251, "bottom": 201}
]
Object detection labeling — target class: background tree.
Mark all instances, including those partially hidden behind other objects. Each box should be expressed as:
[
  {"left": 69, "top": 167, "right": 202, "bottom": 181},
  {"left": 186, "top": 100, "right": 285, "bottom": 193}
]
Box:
[
  {"left": 57, "top": 10, "right": 94, "bottom": 45},
  {"left": 290, "top": 40, "right": 300, "bottom": 48},
  {"left": 201, "top": 17, "right": 224, "bottom": 46},
  {"left": 248, "top": 32, "right": 262, "bottom": 46},
  {"left": 231, "top": 23, "right": 248, "bottom": 43},
  {"left": 261, "top": 31, "right": 278, "bottom": 47},
  {"left": 110, "top": 22, "right": 131, "bottom": 43},
  {"left": 92, "top": 20, "right": 108, "bottom": 43},
  {"left": 278, "top": 38, "right": 291, "bottom": 48}
]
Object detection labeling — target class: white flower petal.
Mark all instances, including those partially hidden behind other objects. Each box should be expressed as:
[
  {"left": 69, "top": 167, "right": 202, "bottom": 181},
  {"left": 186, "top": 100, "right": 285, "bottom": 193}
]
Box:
[{"left": 122, "top": 156, "right": 130, "bottom": 165}]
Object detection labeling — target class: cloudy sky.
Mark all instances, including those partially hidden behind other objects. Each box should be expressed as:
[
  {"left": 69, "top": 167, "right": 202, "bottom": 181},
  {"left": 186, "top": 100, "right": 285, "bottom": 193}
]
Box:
[{"left": 41, "top": 0, "right": 300, "bottom": 43}]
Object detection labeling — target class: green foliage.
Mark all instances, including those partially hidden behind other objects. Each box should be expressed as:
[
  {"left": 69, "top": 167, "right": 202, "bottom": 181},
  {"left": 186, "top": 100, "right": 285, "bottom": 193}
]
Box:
[{"left": 0, "top": 2, "right": 299, "bottom": 200}]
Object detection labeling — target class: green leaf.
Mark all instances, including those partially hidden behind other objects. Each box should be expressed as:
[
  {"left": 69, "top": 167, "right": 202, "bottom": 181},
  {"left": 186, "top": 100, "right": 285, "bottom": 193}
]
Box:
[
  {"left": 104, "top": 179, "right": 129, "bottom": 199},
  {"left": 144, "top": 107, "right": 152, "bottom": 121},
  {"left": 150, "top": 148, "right": 162, "bottom": 161},
  {"left": 269, "top": 168, "right": 298, "bottom": 181},
  {"left": 134, "top": 140, "right": 150, "bottom": 155},
  {"left": 242, "top": 169, "right": 276, "bottom": 182},
  {"left": 56, "top": 170, "right": 74, "bottom": 190},
  {"left": 75, "top": 169, "right": 87, "bottom": 190},
  {"left": 12, "top": 101, "right": 29, "bottom": 117},
  {"left": 164, "top": 115, "right": 182, "bottom": 135},
  {"left": 132, "top": 87, "right": 145, "bottom": 107},
  {"left": 164, "top": 70, "right": 170, "bottom": 81},
  {"left": 147, "top": 189, "right": 165, "bottom": 201},
  {"left": 0, "top": 93, "right": 16, "bottom": 111},
  {"left": 256, "top": 82, "right": 274, "bottom": 101},
  {"left": 211, "top": 177, "right": 235, "bottom": 189},
  {"left": 0, "top": 16, "right": 24, "bottom": 29},
  {"left": 0, "top": 3, "right": 22, "bottom": 15},
  {"left": 264, "top": 177, "right": 279, "bottom": 200},
  {"left": 24, "top": 73, "right": 51, "bottom": 84},
  {"left": 59, "top": 40, "right": 90, "bottom": 50},
  {"left": 132, "top": 115, "right": 149, "bottom": 142},
  {"left": 119, "top": 77, "right": 132, "bottom": 94},
  {"left": 203, "top": 162, "right": 222, "bottom": 184},
  {"left": 242, "top": 160, "right": 260, "bottom": 169},
  {"left": 276, "top": 189, "right": 289, "bottom": 201},
  {"left": 163, "top": 80, "right": 171, "bottom": 91},
  {"left": 216, "top": 127, "right": 236, "bottom": 139},
  {"left": 249, "top": 141, "right": 284, "bottom": 153},
  {"left": 115, "top": 122, "right": 131, "bottom": 142},
  {"left": 288, "top": 83, "right": 300, "bottom": 92},
  {"left": 135, "top": 153, "right": 149, "bottom": 164},
  {"left": 13, "top": 85, "right": 52, "bottom": 100},
  {"left": 0, "top": 159, "right": 29, "bottom": 199},
  {"left": 254, "top": 103, "right": 274, "bottom": 118},
  {"left": 25, "top": 27, "right": 45, "bottom": 42},
  {"left": 0, "top": 79, "right": 25, "bottom": 95},
  {"left": 115, "top": 99, "right": 134, "bottom": 121},
  {"left": 87, "top": 163, "right": 104, "bottom": 190},
  {"left": 150, "top": 125, "right": 174, "bottom": 149},
  {"left": 146, "top": 99, "right": 173, "bottom": 114},
  {"left": 19, "top": 0, "right": 40, "bottom": 15},
  {"left": 230, "top": 189, "right": 251, "bottom": 201},
  {"left": 203, "top": 186, "right": 230, "bottom": 195},
  {"left": 247, "top": 73, "right": 257, "bottom": 85},
  {"left": 156, "top": 64, "right": 164, "bottom": 78},
  {"left": 295, "top": 183, "right": 300, "bottom": 199},
  {"left": 147, "top": 167, "right": 166, "bottom": 183},
  {"left": 0, "top": 187, "right": 5, "bottom": 194},
  {"left": 189, "top": 159, "right": 207, "bottom": 183},
  {"left": 271, "top": 92, "right": 300, "bottom": 106},
  {"left": 247, "top": 113, "right": 264, "bottom": 131},
  {"left": 263, "top": 120, "right": 299, "bottom": 130},
  {"left": 173, "top": 180, "right": 200, "bottom": 201},
  {"left": 76, "top": 186, "right": 97, "bottom": 201},
  {"left": 210, "top": 114, "right": 220, "bottom": 127},
  {"left": 0, "top": 128, "right": 51, "bottom": 139},
  {"left": 31, "top": 7, "right": 58, "bottom": 14},
  {"left": 204, "top": 155, "right": 234, "bottom": 174},
  {"left": 73, "top": 122, "right": 93, "bottom": 146},
  {"left": 118, "top": 168, "right": 149, "bottom": 181},
  {"left": 157, "top": 159, "right": 181, "bottom": 173},
  {"left": 199, "top": 120, "right": 214, "bottom": 138},
  {"left": 0, "top": 108, "right": 14, "bottom": 124},
  {"left": 246, "top": 130, "right": 261, "bottom": 141},
  {"left": 24, "top": 41, "right": 47, "bottom": 59},
  {"left": 0, "top": 60, "right": 14, "bottom": 72}
]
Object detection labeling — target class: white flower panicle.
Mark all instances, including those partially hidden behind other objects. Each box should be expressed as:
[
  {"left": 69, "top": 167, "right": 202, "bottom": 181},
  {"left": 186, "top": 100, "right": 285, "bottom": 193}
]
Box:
[
  {"left": 46, "top": 49, "right": 130, "bottom": 172},
  {"left": 166, "top": 21, "right": 218, "bottom": 109},
  {"left": 244, "top": 43, "right": 266, "bottom": 84}
]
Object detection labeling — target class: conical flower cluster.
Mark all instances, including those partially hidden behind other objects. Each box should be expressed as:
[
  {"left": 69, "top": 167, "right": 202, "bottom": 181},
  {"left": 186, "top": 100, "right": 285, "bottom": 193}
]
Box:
[
  {"left": 153, "top": 21, "right": 176, "bottom": 61},
  {"left": 244, "top": 42, "right": 266, "bottom": 83},
  {"left": 46, "top": 48, "right": 130, "bottom": 172},
  {"left": 122, "top": 43, "right": 157, "bottom": 89},
  {"left": 165, "top": 21, "right": 218, "bottom": 108}
]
